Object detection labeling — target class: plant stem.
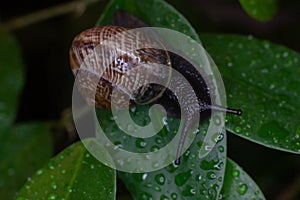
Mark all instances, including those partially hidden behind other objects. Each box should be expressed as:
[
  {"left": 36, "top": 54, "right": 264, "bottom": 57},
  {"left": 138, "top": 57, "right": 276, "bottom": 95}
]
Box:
[{"left": 0, "top": 0, "right": 99, "bottom": 31}]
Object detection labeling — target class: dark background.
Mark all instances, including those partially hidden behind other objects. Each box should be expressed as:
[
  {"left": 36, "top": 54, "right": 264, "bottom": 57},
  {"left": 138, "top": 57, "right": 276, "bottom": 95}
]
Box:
[{"left": 1, "top": 0, "right": 300, "bottom": 199}]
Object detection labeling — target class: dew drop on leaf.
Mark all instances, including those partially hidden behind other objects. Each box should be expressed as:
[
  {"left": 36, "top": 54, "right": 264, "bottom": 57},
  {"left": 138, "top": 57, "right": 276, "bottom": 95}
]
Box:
[
  {"left": 218, "top": 146, "right": 225, "bottom": 153},
  {"left": 175, "top": 170, "right": 192, "bottom": 186},
  {"left": 136, "top": 138, "right": 147, "bottom": 148},
  {"left": 171, "top": 192, "right": 178, "bottom": 200},
  {"left": 237, "top": 183, "right": 248, "bottom": 195},
  {"left": 207, "top": 172, "right": 217, "bottom": 180},
  {"left": 155, "top": 174, "right": 166, "bottom": 185},
  {"left": 48, "top": 194, "right": 57, "bottom": 200},
  {"left": 181, "top": 184, "right": 196, "bottom": 196},
  {"left": 50, "top": 182, "right": 57, "bottom": 190},
  {"left": 36, "top": 169, "right": 43, "bottom": 176},
  {"left": 141, "top": 192, "right": 153, "bottom": 199},
  {"left": 232, "top": 169, "right": 240, "bottom": 178}
]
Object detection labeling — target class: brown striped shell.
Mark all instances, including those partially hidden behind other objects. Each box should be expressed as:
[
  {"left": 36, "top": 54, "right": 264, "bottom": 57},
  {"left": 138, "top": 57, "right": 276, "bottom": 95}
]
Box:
[{"left": 70, "top": 26, "right": 171, "bottom": 109}]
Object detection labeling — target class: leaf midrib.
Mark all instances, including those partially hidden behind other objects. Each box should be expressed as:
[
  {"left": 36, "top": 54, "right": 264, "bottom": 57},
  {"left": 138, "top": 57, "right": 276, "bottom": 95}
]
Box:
[{"left": 64, "top": 146, "right": 85, "bottom": 200}]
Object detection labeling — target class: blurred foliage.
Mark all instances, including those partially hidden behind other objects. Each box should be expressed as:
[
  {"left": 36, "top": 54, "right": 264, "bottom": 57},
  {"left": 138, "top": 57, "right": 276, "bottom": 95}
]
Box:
[
  {"left": 239, "top": 0, "right": 278, "bottom": 21},
  {"left": 0, "top": 32, "right": 53, "bottom": 199}
]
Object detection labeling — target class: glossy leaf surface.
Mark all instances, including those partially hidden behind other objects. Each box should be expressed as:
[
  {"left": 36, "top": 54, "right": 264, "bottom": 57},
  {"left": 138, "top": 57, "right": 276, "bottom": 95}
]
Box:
[
  {"left": 202, "top": 34, "right": 300, "bottom": 154},
  {"left": 16, "top": 140, "right": 116, "bottom": 200}
]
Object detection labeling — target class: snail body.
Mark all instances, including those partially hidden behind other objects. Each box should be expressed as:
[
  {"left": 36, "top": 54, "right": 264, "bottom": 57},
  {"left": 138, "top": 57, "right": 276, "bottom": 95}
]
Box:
[{"left": 70, "top": 24, "right": 242, "bottom": 164}]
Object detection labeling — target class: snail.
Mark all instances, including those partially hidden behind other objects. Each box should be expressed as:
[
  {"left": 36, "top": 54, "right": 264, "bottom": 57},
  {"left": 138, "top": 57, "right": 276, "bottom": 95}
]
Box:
[{"left": 70, "top": 14, "right": 242, "bottom": 165}]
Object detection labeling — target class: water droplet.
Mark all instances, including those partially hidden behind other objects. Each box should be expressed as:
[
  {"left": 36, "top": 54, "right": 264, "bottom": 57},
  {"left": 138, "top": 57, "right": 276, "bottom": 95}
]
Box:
[
  {"left": 234, "top": 127, "right": 242, "bottom": 134},
  {"left": 155, "top": 174, "right": 165, "bottom": 185},
  {"left": 155, "top": 137, "right": 162, "bottom": 144},
  {"left": 48, "top": 194, "right": 57, "bottom": 200},
  {"left": 260, "top": 69, "right": 269, "bottom": 74},
  {"left": 227, "top": 62, "right": 233, "bottom": 67},
  {"left": 136, "top": 138, "right": 147, "bottom": 148},
  {"left": 175, "top": 170, "right": 192, "bottom": 186},
  {"left": 130, "top": 106, "right": 136, "bottom": 113},
  {"left": 48, "top": 162, "right": 55, "bottom": 170},
  {"left": 195, "top": 174, "right": 202, "bottom": 182},
  {"left": 264, "top": 43, "right": 270, "bottom": 49},
  {"left": 182, "top": 184, "right": 196, "bottom": 196},
  {"left": 283, "top": 52, "right": 289, "bottom": 57},
  {"left": 232, "top": 170, "right": 240, "bottom": 177},
  {"left": 61, "top": 169, "right": 66, "bottom": 174},
  {"left": 90, "top": 164, "right": 95, "bottom": 169},
  {"left": 141, "top": 192, "right": 153, "bottom": 199},
  {"left": 201, "top": 159, "right": 220, "bottom": 170},
  {"left": 171, "top": 192, "right": 178, "bottom": 200},
  {"left": 142, "top": 173, "right": 148, "bottom": 180},
  {"left": 218, "top": 146, "right": 224, "bottom": 153},
  {"left": 151, "top": 145, "right": 160, "bottom": 152},
  {"left": 50, "top": 182, "right": 57, "bottom": 190},
  {"left": 213, "top": 115, "right": 221, "bottom": 125},
  {"left": 154, "top": 185, "right": 161, "bottom": 191},
  {"left": 207, "top": 172, "right": 217, "bottom": 180},
  {"left": 237, "top": 183, "right": 248, "bottom": 195}
]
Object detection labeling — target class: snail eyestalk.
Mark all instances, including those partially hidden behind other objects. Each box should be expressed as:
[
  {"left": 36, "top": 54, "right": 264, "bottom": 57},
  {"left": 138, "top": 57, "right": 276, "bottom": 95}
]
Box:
[{"left": 209, "top": 105, "right": 243, "bottom": 116}]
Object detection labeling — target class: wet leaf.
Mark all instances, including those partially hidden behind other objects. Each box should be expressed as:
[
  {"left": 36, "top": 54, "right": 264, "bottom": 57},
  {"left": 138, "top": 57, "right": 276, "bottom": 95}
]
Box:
[
  {"left": 220, "top": 158, "right": 266, "bottom": 200},
  {"left": 95, "top": 0, "right": 227, "bottom": 199},
  {"left": 202, "top": 34, "right": 300, "bottom": 154},
  {"left": 97, "top": 106, "right": 227, "bottom": 199},
  {"left": 97, "top": 0, "right": 200, "bottom": 42},
  {"left": 239, "top": 0, "right": 278, "bottom": 21},
  {"left": 0, "top": 123, "right": 52, "bottom": 200},
  {"left": 0, "top": 31, "right": 24, "bottom": 126},
  {"left": 16, "top": 140, "right": 116, "bottom": 200}
]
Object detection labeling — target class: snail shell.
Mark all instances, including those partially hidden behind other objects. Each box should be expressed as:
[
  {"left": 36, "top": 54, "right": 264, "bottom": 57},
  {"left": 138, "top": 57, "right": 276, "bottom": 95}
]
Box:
[{"left": 70, "top": 26, "right": 172, "bottom": 109}]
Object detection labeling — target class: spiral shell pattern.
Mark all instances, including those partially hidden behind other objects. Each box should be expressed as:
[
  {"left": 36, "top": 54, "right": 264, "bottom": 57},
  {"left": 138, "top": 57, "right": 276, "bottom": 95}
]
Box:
[{"left": 70, "top": 26, "right": 171, "bottom": 109}]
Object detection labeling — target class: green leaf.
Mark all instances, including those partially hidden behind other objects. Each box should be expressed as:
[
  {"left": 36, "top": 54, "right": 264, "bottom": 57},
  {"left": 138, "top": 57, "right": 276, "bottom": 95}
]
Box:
[
  {"left": 239, "top": 0, "right": 278, "bottom": 21},
  {"left": 16, "top": 140, "right": 116, "bottom": 200},
  {"left": 0, "top": 123, "right": 53, "bottom": 200},
  {"left": 202, "top": 34, "right": 300, "bottom": 154},
  {"left": 97, "top": 106, "right": 227, "bottom": 199},
  {"left": 97, "top": 0, "right": 200, "bottom": 42},
  {"left": 220, "top": 158, "right": 265, "bottom": 200},
  {"left": 0, "top": 31, "right": 24, "bottom": 126}
]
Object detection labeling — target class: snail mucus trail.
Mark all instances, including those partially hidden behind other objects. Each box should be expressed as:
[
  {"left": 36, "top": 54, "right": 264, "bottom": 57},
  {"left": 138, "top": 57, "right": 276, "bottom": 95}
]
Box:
[{"left": 70, "top": 15, "right": 242, "bottom": 165}]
